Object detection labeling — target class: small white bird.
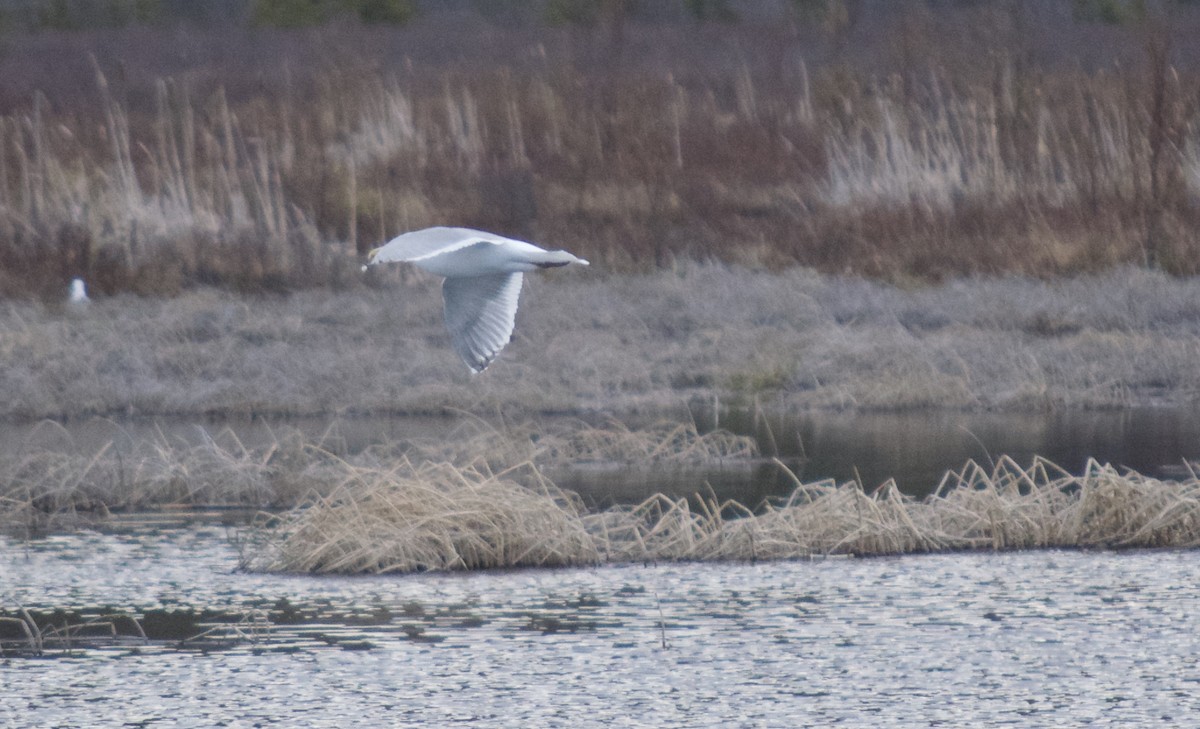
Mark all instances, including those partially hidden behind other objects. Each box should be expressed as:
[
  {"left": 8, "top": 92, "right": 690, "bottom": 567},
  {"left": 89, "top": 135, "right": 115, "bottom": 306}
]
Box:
[
  {"left": 68, "top": 278, "right": 89, "bottom": 304},
  {"left": 365, "top": 227, "right": 589, "bottom": 372}
]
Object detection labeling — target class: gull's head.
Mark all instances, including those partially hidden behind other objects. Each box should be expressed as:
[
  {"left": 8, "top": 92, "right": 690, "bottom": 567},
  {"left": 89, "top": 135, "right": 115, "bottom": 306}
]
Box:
[
  {"left": 534, "top": 250, "right": 589, "bottom": 269},
  {"left": 361, "top": 246, "right": 387, "bottom": 272}
]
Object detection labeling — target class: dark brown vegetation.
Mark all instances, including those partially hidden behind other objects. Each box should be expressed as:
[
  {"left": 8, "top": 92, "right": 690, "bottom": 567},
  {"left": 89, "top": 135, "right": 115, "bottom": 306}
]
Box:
[{"left": 2, "top": 1, "right": 1200, "bottom": 299}]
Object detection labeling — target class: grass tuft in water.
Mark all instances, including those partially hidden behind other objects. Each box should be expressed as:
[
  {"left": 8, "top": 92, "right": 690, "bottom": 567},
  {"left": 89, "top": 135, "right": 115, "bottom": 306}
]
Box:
[
  {"left": 7, "top": 421, "right": 1199, "bottom": 572},
  {"left": 242, "top": 459, "right": 600, "bottom": 573},
  {"left": 247, "top": 455, "right": 1200, "bottom": 573}
]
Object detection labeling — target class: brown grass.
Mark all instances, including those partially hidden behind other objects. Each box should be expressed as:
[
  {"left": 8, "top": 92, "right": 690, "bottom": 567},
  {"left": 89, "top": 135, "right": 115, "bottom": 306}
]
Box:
[
  {"left": 0, "top": 423, "right": 342, "bottom": 532},
  {"left": 389, "top": 416, "right": 759, "bottom": 473},
  {"left": 2, "top": 5, "right": 1200, "bottom": 297}
]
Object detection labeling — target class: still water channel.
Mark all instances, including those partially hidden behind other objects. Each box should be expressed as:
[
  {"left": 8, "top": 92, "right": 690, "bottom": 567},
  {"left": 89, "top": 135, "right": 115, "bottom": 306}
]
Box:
[
  {"left": 5, "top": 406, "right": 1200, "bottom": 503},
  {"left": 3, "top": 408, "right": 1200, "bottom": 727}
]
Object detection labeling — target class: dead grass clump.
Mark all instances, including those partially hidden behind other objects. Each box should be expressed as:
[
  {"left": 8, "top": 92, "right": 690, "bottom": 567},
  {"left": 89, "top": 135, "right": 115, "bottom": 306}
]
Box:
[
  {"left": 539, "top": 420, "right": 758, "bottom": 466},
  {"left": 0, "top": 419, "right": 757, "bottom": 533},
  {"left": 243, "top": 459, "right": 599, "bottom": 574},
  {"left": 924, "top": 457, "right": 1200, "bottom": 551},
  {"left": 8, "top": 419, "right": 1200, "bottom": 571},
  {"left": 246, "top": 454, "right": 1200, "bottom": 574}
]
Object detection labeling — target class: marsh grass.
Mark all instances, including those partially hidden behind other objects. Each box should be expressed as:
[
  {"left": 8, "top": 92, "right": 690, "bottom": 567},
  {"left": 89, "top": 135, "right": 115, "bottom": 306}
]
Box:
[
  {"left": 243, "top": 459, "right": 602, "bottom": 573},
  {"left": 5, "top": 419, "right": 1198, "bottom": 571},
  {"left": 248, "top": 454, "right": 1200, "bottom": 574},
  {"left": 0, "top": 419, "right": 755, "bottom": 533},
  {"left": 7, "top": 266, "right": 1200, "bottom": 421},
  {"left": 390, "top": 417, "right": 759, "bottom": 473},
  {"left": 0, "top": 424, "right": 343, "bottom": 531}
]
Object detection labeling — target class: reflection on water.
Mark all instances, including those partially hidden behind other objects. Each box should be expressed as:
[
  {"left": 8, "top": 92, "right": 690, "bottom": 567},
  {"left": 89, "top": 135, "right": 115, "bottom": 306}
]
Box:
[
  {"left": 714, "top": 407, "right": 1200, "bottom": 498},
  {"left": 4, "top": 407, "right": 1200, "bottom": 507},
  {"left": 3, "top": 526, "right": 1200, "bottom": 727}
]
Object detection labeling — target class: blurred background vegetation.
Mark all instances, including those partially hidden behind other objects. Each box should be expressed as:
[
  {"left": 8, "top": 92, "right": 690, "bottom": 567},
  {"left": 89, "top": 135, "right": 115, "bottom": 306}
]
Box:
[{"left": 0, "top": 0, "right": 1199, "bottom": 297}]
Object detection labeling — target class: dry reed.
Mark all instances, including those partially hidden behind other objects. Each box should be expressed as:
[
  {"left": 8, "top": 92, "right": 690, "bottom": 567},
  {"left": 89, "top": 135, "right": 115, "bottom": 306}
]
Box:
[
  {"left": 243, "top": 452, "right": 1200, "bottom": 574},
  {"left": 7, "top": 420, "right": 1200, "bottom": 572},
  {"left": 2, "top": 6, "right": 1200, "bottom": 297},
  {"left": 0, "top": 419, "right": 755, "bottom": 532},
  {"left": 0, "top": 425, "right": 343, "bottom": 531},
  {"left": 243, "top": 459, "right": 601, "bottom": 573},
  {"left": 388, "top": 417, "right": 758, "bottom": 473}
]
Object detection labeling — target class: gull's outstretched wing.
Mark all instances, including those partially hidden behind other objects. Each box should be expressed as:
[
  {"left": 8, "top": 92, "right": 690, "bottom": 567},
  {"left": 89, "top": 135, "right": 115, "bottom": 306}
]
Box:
[
  {"left": 368, "top": 227, "right": 503, "bottom": 265},
  {"left": 442, "top": 272, "right": 524, "bottom": 372}
]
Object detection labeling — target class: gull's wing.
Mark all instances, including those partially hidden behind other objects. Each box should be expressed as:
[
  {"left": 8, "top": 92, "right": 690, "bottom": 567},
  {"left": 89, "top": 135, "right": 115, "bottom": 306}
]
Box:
[
  {"left": 368, "top": 227, "right": 509, "bottom": 265},
  {"left": 442, "top": 272, "right": 524, "bottom": 372}
]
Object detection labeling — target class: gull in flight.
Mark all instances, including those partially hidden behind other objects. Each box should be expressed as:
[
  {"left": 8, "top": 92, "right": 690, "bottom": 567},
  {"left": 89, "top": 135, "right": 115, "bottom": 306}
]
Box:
[{"left": 365, "top": 227, "right": 589, "bottom": 372}]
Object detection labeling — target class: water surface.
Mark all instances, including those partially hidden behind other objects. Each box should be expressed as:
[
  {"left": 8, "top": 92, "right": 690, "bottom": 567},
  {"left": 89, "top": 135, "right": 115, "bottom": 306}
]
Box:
[{"left": 2, "top": 526, "right": 1198, "bottom": 727}]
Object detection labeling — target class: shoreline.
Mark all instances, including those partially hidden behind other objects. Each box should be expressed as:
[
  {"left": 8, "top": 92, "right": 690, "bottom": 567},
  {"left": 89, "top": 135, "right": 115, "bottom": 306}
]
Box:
[{"left": 4, "top": 265, "right": 1200, "bottom": 422}]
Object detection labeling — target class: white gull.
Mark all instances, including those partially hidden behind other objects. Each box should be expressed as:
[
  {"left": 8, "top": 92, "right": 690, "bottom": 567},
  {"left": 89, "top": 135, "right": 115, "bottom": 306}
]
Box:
[{"left": 365, "top": 226, "right": 589, "bottom": 372}]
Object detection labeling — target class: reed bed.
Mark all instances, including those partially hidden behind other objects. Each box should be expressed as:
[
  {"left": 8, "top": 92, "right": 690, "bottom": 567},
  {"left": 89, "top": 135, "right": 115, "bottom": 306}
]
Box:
[
  {"left": 2, "top": 5, "right": 1200, "bottom": 298},
  {"left": 0, "top": 426, "right": 340, "bottom": 531},
  {"left": 0, "top": 419, "right": 755, "bottom": 532},
  {"left": 245, "top": 455, "right": 1200, "bottom": 574},
  {"left": 8, "top": 419, "right": 1200, "bottom": 571}
]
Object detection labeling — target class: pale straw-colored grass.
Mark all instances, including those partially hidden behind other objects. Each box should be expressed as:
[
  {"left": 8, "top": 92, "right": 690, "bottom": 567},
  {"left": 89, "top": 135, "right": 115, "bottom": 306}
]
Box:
[
  {"left": 7, "top": 420, "right": 1199, "bottom": 571},
  {"left": 0, "top": 419, "right": 754, "bottom": 532},
  {"left": 246, "top": 453, "right": 1200, "bottom": 574},
  {"left": 0, "top": 425, "right": 341, "bottom": 531},
  {"left": 242, "top": 458, "right": 600, "bottom": 574}
]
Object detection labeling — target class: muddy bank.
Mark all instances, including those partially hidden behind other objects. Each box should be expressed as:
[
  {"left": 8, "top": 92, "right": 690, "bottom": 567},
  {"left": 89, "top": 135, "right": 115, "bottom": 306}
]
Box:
[{"left": 3, "top": 265, "right": 1199, "bottom": 420}]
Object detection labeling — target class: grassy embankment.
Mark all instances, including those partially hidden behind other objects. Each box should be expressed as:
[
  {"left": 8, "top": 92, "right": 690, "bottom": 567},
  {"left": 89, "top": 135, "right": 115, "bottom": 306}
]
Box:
[{"left": 4, "top": 264, "right": 1200, "bottom": 419}]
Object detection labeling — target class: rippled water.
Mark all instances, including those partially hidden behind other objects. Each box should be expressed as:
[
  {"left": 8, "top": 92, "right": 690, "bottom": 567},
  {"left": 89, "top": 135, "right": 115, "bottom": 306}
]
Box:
[{"left": 3, "top": 527, "right": 1199, "bottom": 727}]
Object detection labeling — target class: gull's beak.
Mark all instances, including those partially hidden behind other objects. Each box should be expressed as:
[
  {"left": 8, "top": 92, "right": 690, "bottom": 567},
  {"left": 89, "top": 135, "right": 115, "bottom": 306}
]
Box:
[{"left": 362, "top": 247, "right": 384, "bottom": 272}]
